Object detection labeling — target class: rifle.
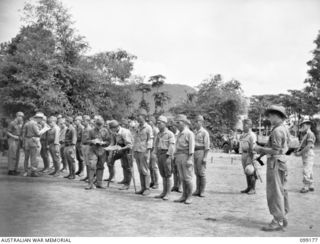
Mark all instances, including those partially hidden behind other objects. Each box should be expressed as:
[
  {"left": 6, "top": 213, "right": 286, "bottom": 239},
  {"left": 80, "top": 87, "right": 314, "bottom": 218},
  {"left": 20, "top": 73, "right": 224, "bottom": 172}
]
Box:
[{"left": 255, "top": 154, "right": 265, "bottom": 166}]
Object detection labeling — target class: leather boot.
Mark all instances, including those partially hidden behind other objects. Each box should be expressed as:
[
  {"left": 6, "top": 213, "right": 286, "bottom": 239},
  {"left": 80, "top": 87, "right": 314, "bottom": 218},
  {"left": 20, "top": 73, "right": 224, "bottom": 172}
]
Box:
[
  {"left": 192, "top": 176, "right": 200, "bottom": 196},
  {"left": 143, "top": 175, "right": 151, "bottom": 196},
  {"left": 118, "top": 168, "right": 126, "bottom": 184},
  {"left": 76, "top": 160, "right": 84, "bottom": 176},
  {"left": 163, "top": 178, "right": 171, "bottom": 201},
  {"left": 136, "top": 174, "right": 145, "bottom": 194},
  {"left": 155, "top": 178, "right": 166, "bottom": 199},
  {"left": 185, "top": 181, "right": 193, "bottom": 204},
  {"left": 241, "top": 176, "right": 250, "bottom": 193},
  {"left": 152, "top": 170, "right": 159, "bottom": 189},
  {"left": 85, "top": 169, "right": 96, "bottom": 190},
  {"left": 172, "top": 173, "right": 182, "bottom": 192},
  {"left": 106, "top": 165, "right": 115, "bottom": 182},
  {"left": 199, "top": 176, "right": 206, "bottom": 197},
  {"left": 95, "top": 169, "right": 105, "bottom": 188},
  {"left": 150, "top": 169, "right": 155, "bottom": 188},
  {"left": 174, "top": 181, "right": 187, "bottom": 203},
  {"left": 68, "top": 163, "right": 76, "bottom": 179},
  {"left": 80, "top": 166, "right": 89, "bottom": 181},
  {"left": 247, "top": 176, "right": 256, "bottom": 195}
]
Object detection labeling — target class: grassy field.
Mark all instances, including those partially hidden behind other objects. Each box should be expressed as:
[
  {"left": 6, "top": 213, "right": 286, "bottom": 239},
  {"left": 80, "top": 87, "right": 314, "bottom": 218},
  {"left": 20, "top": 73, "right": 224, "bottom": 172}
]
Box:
[{"left": 0, "top": 149, "right": 319, "bottom": 237}]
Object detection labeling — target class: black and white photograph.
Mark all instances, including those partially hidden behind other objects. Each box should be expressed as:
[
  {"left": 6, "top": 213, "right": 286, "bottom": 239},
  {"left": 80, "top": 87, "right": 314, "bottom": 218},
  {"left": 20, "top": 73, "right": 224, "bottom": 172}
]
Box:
[{"left": 0, "top": 0, "right": 319, "bottom": 241}]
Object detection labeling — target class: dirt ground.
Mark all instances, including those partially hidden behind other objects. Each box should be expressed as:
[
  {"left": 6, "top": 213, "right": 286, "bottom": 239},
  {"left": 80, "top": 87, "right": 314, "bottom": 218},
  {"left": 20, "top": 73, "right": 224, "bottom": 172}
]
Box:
[{"left": 0, "top": 149, "right": 319, "bottom": 237}]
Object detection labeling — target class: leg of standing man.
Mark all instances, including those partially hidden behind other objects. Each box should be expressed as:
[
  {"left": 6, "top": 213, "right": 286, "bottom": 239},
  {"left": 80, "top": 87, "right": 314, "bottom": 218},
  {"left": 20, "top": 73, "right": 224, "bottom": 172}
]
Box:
[
  {"left": 95, "top": 152, "right": 107, "bottom": 189},
  {"left": 63, "top": 146, "right": 76, "bottom": 179},
  {"left": 149, "top": 151, "right": 159, "bottom": 189},
  {"left": 171, "top": 158, "right": 182, "bottom": 192},
  {"left": 48, "top": 144, "right": 61, "bottom": 176},
  {"left": 7, "top": 138, "right": 19, "bottom": 175}
]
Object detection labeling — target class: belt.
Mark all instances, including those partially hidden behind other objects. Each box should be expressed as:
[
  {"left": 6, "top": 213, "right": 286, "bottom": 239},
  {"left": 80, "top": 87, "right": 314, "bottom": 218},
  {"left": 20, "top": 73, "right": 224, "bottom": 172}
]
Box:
[
  {"left": 65, "top": 143, "right": 75, "bottom": 147},
  {"left": 195, "top": 146, "right": 205, "bottom": 151},
  {"left": 82, "top": 142, "right": 90, "bottom": 145},
  {"left": 157, "top": 149, "right": 168, "bottom": 153}
]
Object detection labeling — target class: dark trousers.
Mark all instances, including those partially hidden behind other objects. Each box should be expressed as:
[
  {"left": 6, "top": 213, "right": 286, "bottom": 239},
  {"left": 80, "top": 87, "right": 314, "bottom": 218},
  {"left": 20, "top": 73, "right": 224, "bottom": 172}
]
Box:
[
  {"left": 108, "top": 149, "right": 132, "bottom": 186},
  {"left": 76, "top": 142, "right": 84, "bottom": 173}
]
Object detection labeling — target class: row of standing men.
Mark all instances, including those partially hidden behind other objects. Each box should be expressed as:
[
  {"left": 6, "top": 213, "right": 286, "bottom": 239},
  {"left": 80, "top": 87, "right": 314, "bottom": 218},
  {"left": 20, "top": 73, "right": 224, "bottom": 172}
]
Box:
[{"left": 6, "top": 111, "right": 210, "bottom": 204}]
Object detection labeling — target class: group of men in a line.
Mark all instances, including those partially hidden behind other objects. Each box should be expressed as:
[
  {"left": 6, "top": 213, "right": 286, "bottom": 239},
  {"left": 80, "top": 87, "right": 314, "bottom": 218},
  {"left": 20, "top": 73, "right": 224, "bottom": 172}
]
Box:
[
  {"left": 6, "top": 111, "right": 210, "bottom": 205},
  {"left": 4, "top": 105, "right": 316, "bottom": 231}
]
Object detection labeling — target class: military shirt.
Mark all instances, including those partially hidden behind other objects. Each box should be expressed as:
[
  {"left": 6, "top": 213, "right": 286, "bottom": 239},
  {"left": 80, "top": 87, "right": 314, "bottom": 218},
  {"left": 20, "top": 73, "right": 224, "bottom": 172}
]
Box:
[
  {"left": 151, "top": 125, "right": 159, "bottom": 148},
  {"left": 266, "top": 122, "right": 290, "bottom": 162},
  {"left": 76, "top": 124, "right": 84, "bottom": 143},
  {"left": 23, "top": 120, "right": 41, "bottom": 138},
  {"left": 239, "top": 130, "right": 256, "bottom": 153},
  {"left": 81, "top": 125, "right": 92, "bottom": 144},
  {"left": 7, "top": 119, "right": 22, "bottom": 138},
  {"left": 64, "top": 125, "right": 77, "bottom": 146},
  {"left": 133, "top": 122, "right": 153, "bottom": 152},
  {"left": 299, "top": 129, "right": 316, "bottom": 150},
  {"left": 88, "top": 126, "right": 110, "bottom": 155},
  {"left": 47, "top": 125, "right": 60, "bottom": 145},
  {"left": 194, "top": 127, "right": 210, "bottom": 150},
  {"left": 59, "top": 125, "right": 67, "bottom": 143},
  {"left": 111, "top": 127, "right": 133, "bottom": 148},
  {"left": 175, "top": 127, "right": 195, "bottom": 155},
  {"left": 155, "top": 127, "right": 175, "bottom": 156}
]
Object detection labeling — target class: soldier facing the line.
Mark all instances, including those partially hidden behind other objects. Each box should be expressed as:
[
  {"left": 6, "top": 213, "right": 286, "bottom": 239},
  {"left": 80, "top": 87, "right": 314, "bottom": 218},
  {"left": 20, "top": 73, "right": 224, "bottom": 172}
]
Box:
[
  {"left": 86, "top": 116, "right": 110, "bottom": 190},
  {"left": 108, "top": 120, "right": 134, "bottom": 190},
  {"left": 254, "top": 105, "right": 290, "bottom": 231},
  {"left": 295, "top": 119, "right": 316, "bottom": 193},
  {"left": 239, "top": 119, "right": 257, "bottom": 195},
  {"left": 7, "top": 111, "right": 24, "bottom": 176}
]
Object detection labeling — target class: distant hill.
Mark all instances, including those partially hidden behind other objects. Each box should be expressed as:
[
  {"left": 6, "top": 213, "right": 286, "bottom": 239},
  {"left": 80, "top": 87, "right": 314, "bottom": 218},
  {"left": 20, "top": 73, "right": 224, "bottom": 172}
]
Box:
[{"left": 132, "top": 83, "right": 196, "bottom": 113}]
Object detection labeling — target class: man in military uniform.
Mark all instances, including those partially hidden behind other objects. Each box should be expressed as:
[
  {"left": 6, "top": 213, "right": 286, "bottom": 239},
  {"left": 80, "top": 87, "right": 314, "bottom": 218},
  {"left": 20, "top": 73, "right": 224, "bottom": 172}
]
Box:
[
  {"left": 174, "top": 114, "right": 195, "bottom": 204},
  {"left": 154, "top": 115, "right": 175, "bottom": 200},
  {"left": 86, "top": 116, "right": 110, "bottom": 190},
  {"left": 74, "top": 116, "right": 84, "bottom": 176},
  {"left": 133, "top": 111, "right": 154, "bottom": 196},
  {"left": 58, "top": 117, "right": 68, "bottom": 172},
  {"left": 147, "top": 116, "right": 160, "bottom": 189},
  {"left": 108, "top": 120, "right": 134, "bottom": 190},
  {"left": 192, "top": 115, "right": 210, "bottom": 197},
  {"left": 295, "top": 119, "right": 316, "bottom": 193},
  {"left": 168, "top": 119, "right": 181, "bottom": 193},
  {"left": 23, "top": 112, "right": 46, "bottom": 177},
  {"left": 254, "top": 105, "right": 290, "bottom": 231},
  {"left": 7, "top": 112, "right": 24, "bottom": 175},
  {"left": 63, "top": 117, "right": 77, "bottom": 179},
  {"left": 239, "top": 119, "right": 257, "bottom": 194},
  {"left": 39, "top": 116, "right": 50, "bottom": 173},
  {"left": 47, "top": 116, "right": 61, "bottom": 177},
  {"left": 80, "top": 115, "right": 92, "bottom": 182}
]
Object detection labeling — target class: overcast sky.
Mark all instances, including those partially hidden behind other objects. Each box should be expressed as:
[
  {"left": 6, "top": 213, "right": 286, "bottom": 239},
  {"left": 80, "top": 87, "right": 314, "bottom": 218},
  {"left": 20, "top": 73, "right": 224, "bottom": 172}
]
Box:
[{"left": 0, "top": 0, "right": 319, "bottom": 96}]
